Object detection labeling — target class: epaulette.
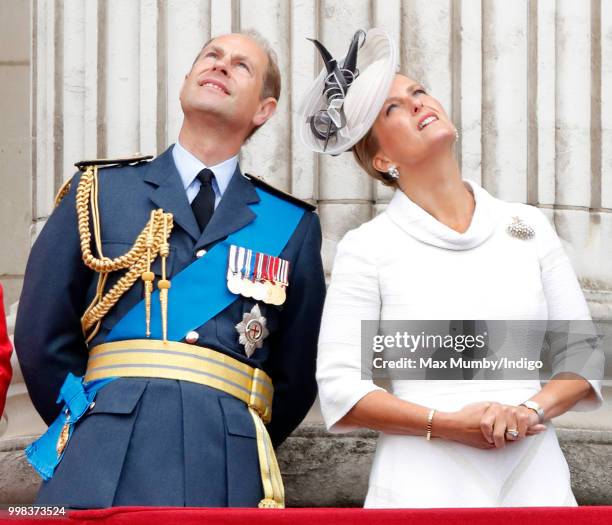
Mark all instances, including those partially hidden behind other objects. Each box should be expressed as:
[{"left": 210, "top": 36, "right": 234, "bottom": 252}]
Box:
[
  {"left": 74, "top": 153, "right": 153, "bottom": 171},
  {"left": 55, "top": 153, "right": 153, "bottom": 207},
  {"left": 243, "top": 173, "right": 316, "bottom": 211},
  {"left": 54, "top": 179, "right": 73, "bottom": 208}
]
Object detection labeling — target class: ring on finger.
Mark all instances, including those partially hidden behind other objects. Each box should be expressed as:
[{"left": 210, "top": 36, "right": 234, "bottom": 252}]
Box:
[{"left": 505, "top": 428, "right": 519, "bottom": 440}]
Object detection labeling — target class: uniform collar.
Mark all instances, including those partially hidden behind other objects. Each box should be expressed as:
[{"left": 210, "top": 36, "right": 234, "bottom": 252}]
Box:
[
  {"left": 172, "top": 141, "right": 238, "bottom": 197},
  {"left": 385, "top": 179, "right": 503, "bottom": 251},
  {"left": 143, "top": 145, "right": 260, "bottom": 247}
]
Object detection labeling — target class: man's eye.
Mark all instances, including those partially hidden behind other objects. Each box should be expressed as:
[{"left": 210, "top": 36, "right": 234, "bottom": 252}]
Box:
[
  {"left": 415, "top": 89, "right": 427, "bottom": 95},
  {"left": 205, "top": 52, "right": 217, "bottom": 58},
  {"left": 386, "top": 104, "right": 397, "bottom": 116}
]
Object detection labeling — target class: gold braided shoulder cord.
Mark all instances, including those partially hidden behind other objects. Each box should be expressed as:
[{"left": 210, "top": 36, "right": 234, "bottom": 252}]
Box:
[
  {"left": 76, "top": 165, "right": 174, "bottom": 342},
  {"left": 54, "top": 178, "right": 72, "bottom": 208}
]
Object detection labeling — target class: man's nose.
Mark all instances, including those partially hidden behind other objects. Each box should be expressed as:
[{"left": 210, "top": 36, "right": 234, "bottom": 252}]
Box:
[{"left": 212, "top": 57, "right": 230, "bottom": 76}]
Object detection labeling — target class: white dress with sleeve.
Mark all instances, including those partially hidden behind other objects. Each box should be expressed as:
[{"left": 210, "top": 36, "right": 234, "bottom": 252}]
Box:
[{"left": 316, "top": 179, "right": 604, "bottom": 508}]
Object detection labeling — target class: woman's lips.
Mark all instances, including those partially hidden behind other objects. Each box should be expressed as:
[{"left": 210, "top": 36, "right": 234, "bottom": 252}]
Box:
[{"left": 418, "top": 114, "right": 439, "bottom": 131}]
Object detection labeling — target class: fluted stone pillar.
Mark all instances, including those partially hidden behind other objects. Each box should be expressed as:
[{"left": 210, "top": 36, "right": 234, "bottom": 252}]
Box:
[{"left": 26, "top": 0, "right": 612, "bottom": 290}]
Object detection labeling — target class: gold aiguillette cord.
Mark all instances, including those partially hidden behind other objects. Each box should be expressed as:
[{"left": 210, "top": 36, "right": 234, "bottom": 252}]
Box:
[
  {"left": 141, "top": 211, "right": 156, "bottom": 337},
  {"left": 157, "top": 214, "right": 171, "bottom": 342},
  {"left": 76, "top": 163, "right": 174, "bottom": 341}
]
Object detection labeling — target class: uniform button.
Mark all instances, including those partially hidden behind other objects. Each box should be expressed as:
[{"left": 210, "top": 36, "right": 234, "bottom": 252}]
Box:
[
  {"left": 185, "top": 331, "right": 199, "bottom": 344},
  {"left": 196, "top": 249, "right": 206, "bottom": 258}
]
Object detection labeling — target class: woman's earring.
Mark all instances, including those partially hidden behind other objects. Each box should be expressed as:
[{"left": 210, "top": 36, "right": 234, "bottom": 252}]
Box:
[
  {"left": 455, "top": 128, "right": 460, "bottom": 140},
  {"left": 387, "top": 165, "right": 400, "bottom": 181}
]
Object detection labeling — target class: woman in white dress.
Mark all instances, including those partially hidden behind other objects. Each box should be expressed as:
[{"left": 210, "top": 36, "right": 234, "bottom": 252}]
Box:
[{"left": 299, "top": 29, "right": 604, "bottom": 508}]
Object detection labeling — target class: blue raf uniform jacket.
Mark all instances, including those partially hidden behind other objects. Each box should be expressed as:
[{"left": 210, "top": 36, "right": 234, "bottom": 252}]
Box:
[{"left": 14, "top": 145, "right": 326, "bottom": 508}]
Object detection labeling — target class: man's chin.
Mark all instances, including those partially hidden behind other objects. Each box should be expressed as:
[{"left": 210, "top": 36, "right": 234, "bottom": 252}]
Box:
[{"left": 187, "top": 102, "right": 231, "bottom": 120}]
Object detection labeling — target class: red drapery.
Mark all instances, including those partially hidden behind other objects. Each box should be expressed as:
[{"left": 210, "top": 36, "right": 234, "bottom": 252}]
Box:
[
  {"left": 2, "top": 506, "right": 612, "bottom": 525},
  {"left": 0, "top": 284, "right": 13, "bottom": 415}
]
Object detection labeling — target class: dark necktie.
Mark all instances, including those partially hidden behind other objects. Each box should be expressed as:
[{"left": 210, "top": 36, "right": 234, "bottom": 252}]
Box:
[{"left": 191, "top": 168, "right": 216, "bottom": 233}]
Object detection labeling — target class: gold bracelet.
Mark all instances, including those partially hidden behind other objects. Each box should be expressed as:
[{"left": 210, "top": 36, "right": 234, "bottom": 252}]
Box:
[{"left": 426, "top": 408, "right": 436, "bottom": 441}]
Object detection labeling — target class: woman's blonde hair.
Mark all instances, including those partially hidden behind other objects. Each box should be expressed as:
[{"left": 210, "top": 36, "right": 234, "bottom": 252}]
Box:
[{"left": 352, "top": 126, "right": 398, "bottom": 187}]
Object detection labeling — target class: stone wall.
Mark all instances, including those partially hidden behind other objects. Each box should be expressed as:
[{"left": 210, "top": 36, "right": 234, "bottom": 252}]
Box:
[
  {"left": 25, "top": 0, "right": 612, "bottom": 305},
  {"left": 0, "top": 0, "right": 31, "bottom": 307},
  {"left": 1, "top": 422, "right": 611, "bottom": 507}
]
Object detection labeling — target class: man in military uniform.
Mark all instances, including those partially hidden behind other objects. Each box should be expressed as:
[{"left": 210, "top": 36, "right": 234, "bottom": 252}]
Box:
[{"left": 15, "top": 31, "right": 325, "bottom": 508}]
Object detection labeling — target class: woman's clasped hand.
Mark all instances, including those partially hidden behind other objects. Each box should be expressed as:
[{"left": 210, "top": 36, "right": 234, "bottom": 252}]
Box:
[{"left": 434, "top": 402, "right": 546, "bottom": 449}]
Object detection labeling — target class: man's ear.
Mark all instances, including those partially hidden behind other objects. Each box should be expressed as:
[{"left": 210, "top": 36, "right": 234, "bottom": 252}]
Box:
[{"left": 252, "top": 97, "right": 278, "bottom": 128}]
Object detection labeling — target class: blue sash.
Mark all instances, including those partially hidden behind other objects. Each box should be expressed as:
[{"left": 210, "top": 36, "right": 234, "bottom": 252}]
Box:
[
  {"left": 25, "top": 374, "right": 115, "bottom": 480},
  {"left": 26, "top": 187, "right": 306, "bottom": 479},
  {"left": 108, "top": 187, "right": 305, "bottom": 341}
]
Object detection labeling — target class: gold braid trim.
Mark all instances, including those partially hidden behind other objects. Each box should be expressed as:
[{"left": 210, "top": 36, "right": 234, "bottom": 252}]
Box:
[
  {"left": 54, "top": 179, "right": 72, "bottom": 208},
  {"left": 75, "top": 165, "right": 174, "bottom": 341}
]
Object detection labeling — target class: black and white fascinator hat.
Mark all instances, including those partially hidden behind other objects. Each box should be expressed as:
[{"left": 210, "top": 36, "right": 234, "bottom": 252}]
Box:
[{"left": 298, "top": 28, "right": 398, "bottom": 155}]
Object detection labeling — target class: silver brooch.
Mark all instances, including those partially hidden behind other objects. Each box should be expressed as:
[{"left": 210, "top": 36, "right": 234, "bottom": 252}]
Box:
[
  {"left": 235, "top": 304, "right": 269, "bottom": 357},
  {"left": 506, "top": 216, "right": 535, "bottom": 240}
]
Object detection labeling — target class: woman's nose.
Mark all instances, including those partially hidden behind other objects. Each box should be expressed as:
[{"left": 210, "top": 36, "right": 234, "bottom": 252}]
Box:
[{"left": 410, "top": 97, "right": 423, "bottom": 114}]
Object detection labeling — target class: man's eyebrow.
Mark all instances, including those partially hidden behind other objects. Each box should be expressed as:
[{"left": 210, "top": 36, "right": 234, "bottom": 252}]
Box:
[
  {"left": 200, "top": 46, "right": 253, "bottom": 70},
  {"left": 203, "top": 44, "right": 225, "bottom": 56},
  {"left": 233, "top": 54, "right": 253, "bottom": 66}
]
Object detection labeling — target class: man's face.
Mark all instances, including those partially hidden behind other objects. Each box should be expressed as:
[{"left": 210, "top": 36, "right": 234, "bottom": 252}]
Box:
[{"left": 180, "top": 34, "right": 271, "bottom": 134}]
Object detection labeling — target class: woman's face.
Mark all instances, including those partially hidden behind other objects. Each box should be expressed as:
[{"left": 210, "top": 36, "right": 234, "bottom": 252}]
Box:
[{"left": 371, "top": 74, "right": 456, "bottom": 173}]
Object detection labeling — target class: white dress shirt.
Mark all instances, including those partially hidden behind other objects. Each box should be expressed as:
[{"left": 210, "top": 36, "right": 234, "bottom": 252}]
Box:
[{"left": 172, "top": 141, "right": 238, "bottom": 207}]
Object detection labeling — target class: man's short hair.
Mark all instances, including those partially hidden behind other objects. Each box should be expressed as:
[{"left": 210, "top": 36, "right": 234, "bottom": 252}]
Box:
[
  {"left": 241, "top": 29, "right": 281, "bottom": 103},
  {"left": 192, "top": 30, "right": 281, "bottom": 138}
]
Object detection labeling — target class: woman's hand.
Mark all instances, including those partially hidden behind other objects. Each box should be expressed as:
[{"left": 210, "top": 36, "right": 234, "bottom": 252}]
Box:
[
  {"left": 479, "top": 402, "right": 546, "bottom": 448},
  {"left": 432, "top": 402, "right": 498, "bottom": 449},
  {"left": 433, "top": 402, "right": 546, "bottom": 450}
]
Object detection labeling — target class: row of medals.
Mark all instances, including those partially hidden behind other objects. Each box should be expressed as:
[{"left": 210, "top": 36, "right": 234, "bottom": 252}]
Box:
[{"left": 227, "top": 246, "right": 288, "bottom": 305}]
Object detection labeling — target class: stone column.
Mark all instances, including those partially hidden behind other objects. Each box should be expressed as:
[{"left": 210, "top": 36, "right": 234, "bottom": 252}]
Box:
[{"left": 317, "top": 0, "right": 375, "bottom": 272}]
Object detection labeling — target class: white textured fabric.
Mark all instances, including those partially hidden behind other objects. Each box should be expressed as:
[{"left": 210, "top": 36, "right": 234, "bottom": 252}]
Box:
[{"left": 316, "top": 179, "right": 604, "bottom": 508}]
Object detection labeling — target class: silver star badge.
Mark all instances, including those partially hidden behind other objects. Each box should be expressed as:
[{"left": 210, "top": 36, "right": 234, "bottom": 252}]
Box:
[{"left": 235, "top": 304, "right": 269, "bottom": 357}]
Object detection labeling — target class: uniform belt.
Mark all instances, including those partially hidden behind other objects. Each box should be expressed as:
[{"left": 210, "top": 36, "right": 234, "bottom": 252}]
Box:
[{"left": 86, "top": 339, "right": 284, "bottom": 508}]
